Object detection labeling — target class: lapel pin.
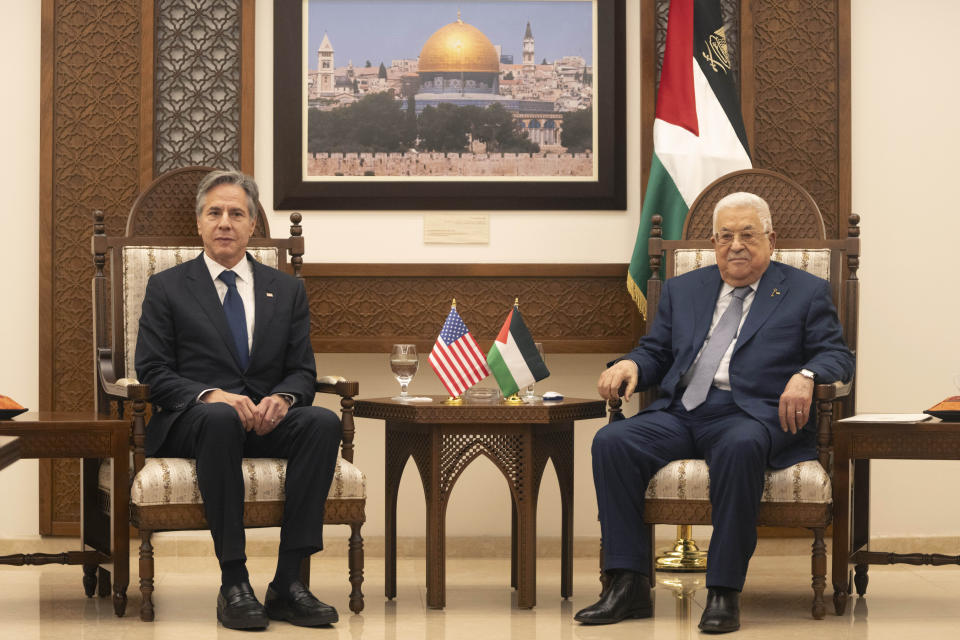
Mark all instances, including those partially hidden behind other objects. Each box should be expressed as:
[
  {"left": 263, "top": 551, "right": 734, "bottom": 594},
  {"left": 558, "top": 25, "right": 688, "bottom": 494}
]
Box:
[
  {"left": 771, "top": 288, "right": 781, "bottom": 297},
  {"left": 266, "top": 292, "right": 274, "bottom": 298}
]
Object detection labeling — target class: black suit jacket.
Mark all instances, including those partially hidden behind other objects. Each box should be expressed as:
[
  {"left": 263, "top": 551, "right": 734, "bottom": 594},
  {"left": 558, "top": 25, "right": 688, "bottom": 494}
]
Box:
[{"left": 135, "top": 253, "right": 317, "bottom": 456}]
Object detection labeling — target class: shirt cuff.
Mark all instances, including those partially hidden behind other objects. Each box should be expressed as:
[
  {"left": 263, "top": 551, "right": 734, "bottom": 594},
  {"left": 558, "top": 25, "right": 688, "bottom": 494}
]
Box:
[
  {"left": 197, "top": 388, "right": 219, "bottom": 403},
  {"left": 275, "top": 392, "right": 296, "bottom": 407}
]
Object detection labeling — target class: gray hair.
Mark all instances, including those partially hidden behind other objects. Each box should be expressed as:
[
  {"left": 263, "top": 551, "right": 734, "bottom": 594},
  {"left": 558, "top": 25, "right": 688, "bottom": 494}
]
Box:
[
  {"left": 195, "top": 169, "right": 259, "bottom": 222},
  {"left": 712, "top": 192, "right": 774, "bottom": 234}
]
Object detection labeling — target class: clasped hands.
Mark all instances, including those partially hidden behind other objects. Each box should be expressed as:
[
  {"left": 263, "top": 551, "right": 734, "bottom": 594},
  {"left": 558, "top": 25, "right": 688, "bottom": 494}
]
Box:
[
  {"left": 202, "top": 390, "right": 289, "bottom": 435},
  {"left": 597, "top": 360, "right": 814, "bottom": 434}
]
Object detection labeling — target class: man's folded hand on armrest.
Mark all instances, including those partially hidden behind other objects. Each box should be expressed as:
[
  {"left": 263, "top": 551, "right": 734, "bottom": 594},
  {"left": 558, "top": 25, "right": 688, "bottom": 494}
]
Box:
[{"left": 597, "top": 360, "right": 640, "bottom": 402}]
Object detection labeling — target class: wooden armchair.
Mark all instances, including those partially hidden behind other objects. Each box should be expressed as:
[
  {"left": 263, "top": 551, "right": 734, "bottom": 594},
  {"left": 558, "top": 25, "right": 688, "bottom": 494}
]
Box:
[
  {"left": 607, "top": 169, "right": 859, "bottom": 619},
  {"left": 91, "top": 166, "right": 365, "bottom": 621}
]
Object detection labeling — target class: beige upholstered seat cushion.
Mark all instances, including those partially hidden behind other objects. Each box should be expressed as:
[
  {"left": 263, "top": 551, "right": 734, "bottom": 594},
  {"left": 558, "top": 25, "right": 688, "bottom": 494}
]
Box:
[
  {"left": 645, "top": 459, "right": 830, "bottom": 504},
  {"left": 100, "top": 455, "right": 365, "bottom": 506},
  {"left": 674, "top": 249, "right": 831, "bottom": 281},
  {"left": 121, "top": 246, "right": 279, "bottom": 378}
]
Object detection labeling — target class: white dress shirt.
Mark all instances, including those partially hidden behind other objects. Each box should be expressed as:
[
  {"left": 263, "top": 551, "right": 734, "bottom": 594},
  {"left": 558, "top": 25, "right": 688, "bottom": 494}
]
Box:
[{"left": 680, "top": 280, "right": 759, "bottom": 392}]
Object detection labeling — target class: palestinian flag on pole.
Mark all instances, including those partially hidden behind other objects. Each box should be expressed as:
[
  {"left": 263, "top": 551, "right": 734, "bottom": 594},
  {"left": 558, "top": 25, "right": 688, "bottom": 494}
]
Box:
[
  {"left": 486, "top": 305, "right": 549, "bottom": 397},
  {"left": 628, "top": 0, "right": 751, "bottom": 318}
]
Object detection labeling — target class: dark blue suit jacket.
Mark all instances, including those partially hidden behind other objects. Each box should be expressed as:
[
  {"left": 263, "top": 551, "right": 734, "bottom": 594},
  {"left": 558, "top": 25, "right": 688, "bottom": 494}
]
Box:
[
  {"left": 134, "top": 253, "right": 317, "bottom": 456},
  {"left": 622, "top": 260, "right": 854, "bottom": 468}
]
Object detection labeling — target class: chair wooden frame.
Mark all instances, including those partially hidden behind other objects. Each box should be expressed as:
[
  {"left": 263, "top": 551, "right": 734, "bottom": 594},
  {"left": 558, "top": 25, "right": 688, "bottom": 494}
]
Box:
[
  {"left": 91, "top": 166, "right": 365, "bottom": 621},
  {"left": 605, "top": 169, "right": 860, "bottom": 619}
]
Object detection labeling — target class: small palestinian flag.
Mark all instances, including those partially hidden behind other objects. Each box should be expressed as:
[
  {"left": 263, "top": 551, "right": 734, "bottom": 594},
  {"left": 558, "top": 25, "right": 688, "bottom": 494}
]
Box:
[{"left": 486, "top": 305, "right": 549, "bottom": 397}]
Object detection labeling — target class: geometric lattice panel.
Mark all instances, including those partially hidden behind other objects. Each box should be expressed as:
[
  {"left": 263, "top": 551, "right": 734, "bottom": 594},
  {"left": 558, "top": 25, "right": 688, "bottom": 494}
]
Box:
[{"left": 154, "top": 0, "right": 242, "bottom": 174}]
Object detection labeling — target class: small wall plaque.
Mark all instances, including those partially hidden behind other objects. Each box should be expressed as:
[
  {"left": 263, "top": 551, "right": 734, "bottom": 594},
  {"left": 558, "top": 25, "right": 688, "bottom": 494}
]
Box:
[{"left": 424, "top": 214, "right": 490, "bottom": 244}]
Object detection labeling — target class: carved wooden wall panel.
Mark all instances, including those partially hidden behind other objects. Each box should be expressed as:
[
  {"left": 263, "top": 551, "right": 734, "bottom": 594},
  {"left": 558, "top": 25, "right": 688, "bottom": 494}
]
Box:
[
  {"left": 154, "top": 0, "right": 244, "bottom": 174},
  {"left": 302, "top": 265, "right": 640, "bottom": 354},
  {"left": 748, "top": 0, "right": 846, "bottom": 237},
  {"left": 40, "top": 0, "right": 143, "bottom": 534},
  {"left": 643, "top": 0, "right": 850, "bottom": 239}
]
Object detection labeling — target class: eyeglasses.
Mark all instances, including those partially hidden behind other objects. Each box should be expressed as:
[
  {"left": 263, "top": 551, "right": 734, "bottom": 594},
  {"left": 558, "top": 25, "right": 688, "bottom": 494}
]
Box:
[{"left": 714, "top": 230, "right": 768, "bottom": 246}]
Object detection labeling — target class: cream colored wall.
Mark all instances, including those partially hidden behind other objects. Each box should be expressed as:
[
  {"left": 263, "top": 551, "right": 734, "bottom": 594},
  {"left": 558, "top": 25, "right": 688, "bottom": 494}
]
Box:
[
  {"left": 2, "top": 0, "right": 959, "bottom": 540},
  {"left": 0, "top": 2, "right": 40, "bottom": 537},
  {"left": 850, "top": 0, "right": 960, "bottom": 535}
]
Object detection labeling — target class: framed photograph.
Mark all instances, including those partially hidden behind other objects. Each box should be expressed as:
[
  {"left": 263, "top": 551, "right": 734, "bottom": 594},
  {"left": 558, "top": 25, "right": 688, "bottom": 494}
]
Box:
[{"left": 274, "top": 0, "right": 625, "bottom": 210}]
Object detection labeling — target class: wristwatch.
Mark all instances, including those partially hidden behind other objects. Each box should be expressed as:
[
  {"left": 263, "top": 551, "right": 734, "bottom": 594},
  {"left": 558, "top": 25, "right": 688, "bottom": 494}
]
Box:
[{"left": 798, "top": 368, "right": 816, "bottom": 381}]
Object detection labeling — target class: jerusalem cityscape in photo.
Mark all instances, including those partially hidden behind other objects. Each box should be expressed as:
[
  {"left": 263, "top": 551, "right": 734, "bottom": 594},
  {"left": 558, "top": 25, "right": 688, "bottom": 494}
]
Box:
[{"left": 305, "top": 0, "right": 596, "bottom": 179}]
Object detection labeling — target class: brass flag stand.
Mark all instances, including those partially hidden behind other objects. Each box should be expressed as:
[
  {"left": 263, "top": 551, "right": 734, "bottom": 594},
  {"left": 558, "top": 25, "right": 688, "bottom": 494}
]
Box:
[{"left": 655, "top": 525, "right": 707, "bottom": 572}]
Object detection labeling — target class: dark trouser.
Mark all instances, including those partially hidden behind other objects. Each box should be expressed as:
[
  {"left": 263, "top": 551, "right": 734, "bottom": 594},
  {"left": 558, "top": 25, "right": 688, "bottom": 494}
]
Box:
[
  {"left": 156, "top": 403, "right": 342, "bottom": 566},
  {"left": 592, "top": 388, "right": 771, "bottom": 591}
]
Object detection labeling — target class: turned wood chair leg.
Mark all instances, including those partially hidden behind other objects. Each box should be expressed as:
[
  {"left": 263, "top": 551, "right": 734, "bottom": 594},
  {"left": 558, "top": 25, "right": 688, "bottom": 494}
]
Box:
[
  {"left": 854, "top": 563, "right": 868, "bottom": 596},
  {"left": 82, "top": 563, "right": 97, "bottom": 597},
  {"left": 811, "top": 527, "right": 827, "bottom": 619},
  {"left": 139, "top": 531, "right": 155, "bottom": 622},
  {"left": 348, "top": 522, "right": 365, "bottom": 613}
]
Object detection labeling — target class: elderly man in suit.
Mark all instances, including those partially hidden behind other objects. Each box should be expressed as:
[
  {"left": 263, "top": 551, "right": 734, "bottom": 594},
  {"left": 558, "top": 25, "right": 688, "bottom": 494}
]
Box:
[
  {"left": 135, "top": 170, "right": 341, "bottom": 630},
  {"left": 575, "top": 192, "right": 854, "bottom": 633}
]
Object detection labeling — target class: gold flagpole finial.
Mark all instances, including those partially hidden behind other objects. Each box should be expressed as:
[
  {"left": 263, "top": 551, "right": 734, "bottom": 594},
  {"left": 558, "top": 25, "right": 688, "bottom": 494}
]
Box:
[
  {"left": 514, "top": 297, "right": 519, "bottom": 308},
  {"left": 451, "top": 298, "right": 457, "bottom": 309}
]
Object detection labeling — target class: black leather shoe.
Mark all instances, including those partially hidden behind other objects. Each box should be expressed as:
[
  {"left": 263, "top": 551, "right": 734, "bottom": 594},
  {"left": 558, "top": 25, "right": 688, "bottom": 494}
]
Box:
[
  {"left": 265, "top": 581, "right": 339, "bottom": 627},
  {"left": 217, "top": 582, "right": 269, "bottom": 630},
  {"left": 698, "top": 587, "right": 740, "bottom": 633},
  {"left": 574, "top": 570, "right": 653, "bottom": 624}
]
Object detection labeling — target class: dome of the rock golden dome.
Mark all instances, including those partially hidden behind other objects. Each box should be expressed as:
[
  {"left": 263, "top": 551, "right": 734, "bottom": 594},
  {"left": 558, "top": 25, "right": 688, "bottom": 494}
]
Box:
[{"left": 418, "top": 18, "right": 500, "bottom": 73}]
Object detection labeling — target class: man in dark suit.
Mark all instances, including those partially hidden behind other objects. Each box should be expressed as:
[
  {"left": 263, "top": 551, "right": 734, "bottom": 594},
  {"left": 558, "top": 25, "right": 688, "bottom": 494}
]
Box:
[
  {"left": 135, "top": 170, "right": 342, "bottom": 630},
  {"left": 574, "top": 193, "right": 854, "bottom": 633}
]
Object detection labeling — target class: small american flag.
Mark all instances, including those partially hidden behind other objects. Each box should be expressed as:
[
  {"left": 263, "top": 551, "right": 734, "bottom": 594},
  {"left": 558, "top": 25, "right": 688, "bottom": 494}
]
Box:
[{"left": 429, "top": 307, "right": 491, "bottom": 397}]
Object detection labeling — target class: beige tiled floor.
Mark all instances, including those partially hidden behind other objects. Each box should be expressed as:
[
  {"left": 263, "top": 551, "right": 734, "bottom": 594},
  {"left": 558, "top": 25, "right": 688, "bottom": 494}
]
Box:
[{"left": 1, "top": 553, "right": 960, "bottom": 638}]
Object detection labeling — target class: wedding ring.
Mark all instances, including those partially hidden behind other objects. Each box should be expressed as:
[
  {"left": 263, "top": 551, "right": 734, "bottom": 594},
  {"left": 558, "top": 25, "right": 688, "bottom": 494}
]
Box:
[{"left": 795, "top": 410, "right": 803, "bottom": 414}]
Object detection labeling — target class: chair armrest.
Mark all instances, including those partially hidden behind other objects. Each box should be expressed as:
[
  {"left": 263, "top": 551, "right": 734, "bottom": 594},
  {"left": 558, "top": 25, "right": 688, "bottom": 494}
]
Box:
[
  {"left": 814, "top": 380, "right": 852, "bottom": 402},
  {"left": 316, "top": 377, "right": 359, "bottom": 398},
  {"left": 97, "top": 347, "right": 150, "bottom": 401}
]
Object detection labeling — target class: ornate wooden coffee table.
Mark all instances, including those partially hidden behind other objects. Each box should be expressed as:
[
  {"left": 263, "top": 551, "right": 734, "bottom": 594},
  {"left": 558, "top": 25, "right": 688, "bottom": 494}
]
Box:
[
  {"left": 0, "top": 412, "right": 130, "bottom": 616},
  {"left": 355, "top": 396, "right": 606, "bottom": 609},
  {"left": 831, "top": 416, "right": 960, "bottom": 615}
]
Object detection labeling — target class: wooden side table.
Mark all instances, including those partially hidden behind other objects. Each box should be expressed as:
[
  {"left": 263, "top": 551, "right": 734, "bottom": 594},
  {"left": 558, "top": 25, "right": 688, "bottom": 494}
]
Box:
[
  {"left": 0, "top": 412, "right": 130, "bottom": 616},
  {"left": 831, "top": 417, "right": 960, "bottom": 615},
  {"left": 0, "top": 435, "right": 22, "bottom": 471},
  {"left": 355, "top": 396, "right": 606, "bottom": 609}
]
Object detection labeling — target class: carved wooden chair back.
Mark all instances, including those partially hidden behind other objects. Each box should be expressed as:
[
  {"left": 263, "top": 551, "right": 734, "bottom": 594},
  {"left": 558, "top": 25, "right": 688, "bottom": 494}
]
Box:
[{"left": 91, "top": 166, "right": 364, "bottom": 622}]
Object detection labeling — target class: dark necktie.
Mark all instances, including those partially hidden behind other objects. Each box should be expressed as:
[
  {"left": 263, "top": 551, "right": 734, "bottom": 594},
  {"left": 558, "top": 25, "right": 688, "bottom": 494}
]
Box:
[
  {"left": 681, "top": 286, "right": 751, "bottom": 411},
  {"left": 218, "top": 270, "right": 249, "bottom": 370}
]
